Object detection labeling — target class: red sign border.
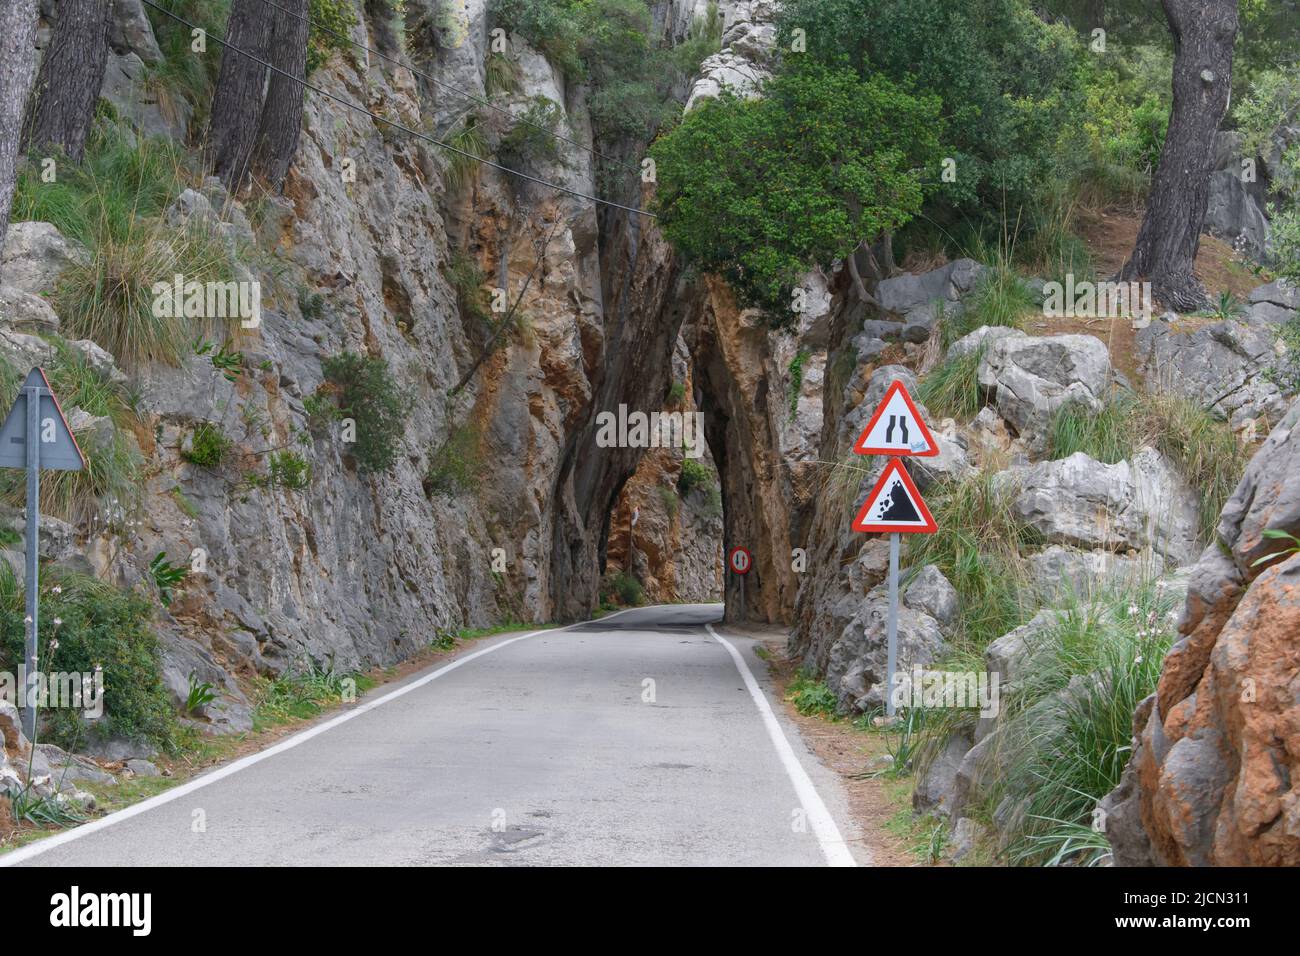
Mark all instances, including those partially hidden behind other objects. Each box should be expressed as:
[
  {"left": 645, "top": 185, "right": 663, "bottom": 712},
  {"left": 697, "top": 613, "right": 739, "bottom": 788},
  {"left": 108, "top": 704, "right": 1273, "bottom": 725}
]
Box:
[
  {"left": 852, "top": 458, "right": 938, "bottom": 534},
  {"left": 35, "top": 366, "right": 88, "bottom": 470},
  {"left": 852, "top": 380, "right": 939, "bottom": 458},
  {"left": 727, "top": 546, "right": 752, "bottom": 575}
]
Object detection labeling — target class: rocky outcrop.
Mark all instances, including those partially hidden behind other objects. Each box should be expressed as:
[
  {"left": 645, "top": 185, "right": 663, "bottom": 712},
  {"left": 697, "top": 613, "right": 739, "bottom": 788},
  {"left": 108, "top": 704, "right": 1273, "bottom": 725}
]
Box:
[
  {"left": 0, "top": 2, "right": 732, "bottom": 741},
  {"left": 1135, "top": 307, "right": 1292, "bottom": 433},
  {"left": 0, "top": 221, "right": 89, "bottom": 294},
  {"left": 1104, "top": 397, "right": 1300, "bottom": 866},
  {"left": 999, "top": 449, "right": 1200, "bottom": 566},
  {"left": 976, "top": 331, "right": 1113, "bottom": 438}
]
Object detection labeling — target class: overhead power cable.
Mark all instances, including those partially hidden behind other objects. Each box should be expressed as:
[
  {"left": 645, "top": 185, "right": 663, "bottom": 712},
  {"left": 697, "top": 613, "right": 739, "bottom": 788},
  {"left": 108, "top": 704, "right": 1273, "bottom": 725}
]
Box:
[
  {"left": 140, "top": 0, "right": 657, "bottom": 218},
  {"left": 252, "top": 0, "right": 641, "bottom": 175}
]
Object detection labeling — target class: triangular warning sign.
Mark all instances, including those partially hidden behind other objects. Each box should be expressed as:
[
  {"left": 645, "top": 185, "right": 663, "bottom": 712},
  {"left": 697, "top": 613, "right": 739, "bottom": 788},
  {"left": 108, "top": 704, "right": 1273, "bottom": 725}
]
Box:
[
  {"left": 852, "top": 458, "right": 937, "bottom": 534},
  {"left": 853, "top": 380, "right": 938, "bottom": 457},
  {"left": 0, "top": 368, "right": 86, "bottom": 471}
]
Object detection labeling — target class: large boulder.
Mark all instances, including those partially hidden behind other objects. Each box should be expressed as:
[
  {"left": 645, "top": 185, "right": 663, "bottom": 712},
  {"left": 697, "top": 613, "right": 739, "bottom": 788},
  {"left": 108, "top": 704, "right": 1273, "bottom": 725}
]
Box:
[
  {"left": 1026, "top": 545, "right": 1166, "bottom": 601},
  {"left": 0, "top": 284, "right": 60, "bottom": 331},
  {"left": 100, "top": 50, "right": 192, "bottom": 141},
  {"left": 1204, "top": 169, "right": 1270, "bottom": 259},
  {"left": 0, "top": 222, "right": 89, "bottom": 295},
  {"left": 1135, "top": 312, "right": 1290, "bottom": 431},
  {"left": 1103, "top": 397, "right": 1300, "bottom": 865},
  {"left": 875, "top": 258, "right": 988, "bottom": 344},
  {"left": 828, "top": 595, "right": 947, "bottom": 713},
  {"left": 977, "top": 333, "right": 1113, "bottom": 437},
  {"left": 1000, "top": 449, "right": 1200, "bottom": 566},
  {"left": 913, "top": 727, "right": 974, "bottom": 817},
  {"left": 108, "top": 0, "right": 163, "bottom": 64}
]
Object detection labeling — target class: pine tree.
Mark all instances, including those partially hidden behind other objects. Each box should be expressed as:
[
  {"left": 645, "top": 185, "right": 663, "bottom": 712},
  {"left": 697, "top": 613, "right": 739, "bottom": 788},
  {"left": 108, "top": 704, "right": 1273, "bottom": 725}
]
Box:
[
  {"left": 22, "top": 0, "right": 112, "bottom": 163},
  {"left": 0, "top": 0, "right": 40, "bottom": 248}
]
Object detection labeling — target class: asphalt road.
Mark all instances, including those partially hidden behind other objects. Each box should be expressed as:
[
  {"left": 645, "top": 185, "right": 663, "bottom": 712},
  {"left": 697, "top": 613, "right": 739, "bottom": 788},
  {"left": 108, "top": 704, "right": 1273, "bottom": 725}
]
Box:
[{"left": 5, "top": 605, "right": 862, "bottom": 867}]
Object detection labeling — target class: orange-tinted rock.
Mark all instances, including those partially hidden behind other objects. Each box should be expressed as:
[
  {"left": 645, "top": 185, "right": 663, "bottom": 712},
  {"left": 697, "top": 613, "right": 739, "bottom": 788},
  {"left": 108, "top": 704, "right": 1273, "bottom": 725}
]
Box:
[{"left": 1106, "top": 399, "right": 1300, "bottom": 866}]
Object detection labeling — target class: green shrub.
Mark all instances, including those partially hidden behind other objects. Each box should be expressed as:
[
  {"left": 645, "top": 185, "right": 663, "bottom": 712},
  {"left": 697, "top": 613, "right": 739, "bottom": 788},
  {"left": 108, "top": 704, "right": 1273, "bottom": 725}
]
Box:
[
  {"left": 775, "top": 0, "right": 1085, "bottom": 212},
  {"left": 606, "top": 571, "right": 644, "bottom": 607},
  {"left": 267, "top": 451, "right": 312, "bottom": 490},
  {"left": 425, "top": 425, "right": 482, "bottom": 497},
  {"left": 787, "top": 349, "right": 810, "bottom": 414},
  {"left": 307, "top": 0, "right": 359, "bottom": 74},
  {"left": 1268, "top": 310, "right": 1300, "bottom": 395},
  {"left": 320, "top": 351, "right": 407, "bottom": 473},
  {"left": 148, "top": 552, "right": 189, "bottom": 607},
  {"left": 667, "top": 380, "right": 687, "bottom": 406},
  {"left": 497, "top": 96, "right": 567, "bottom": 175},
  {"left": 650, "top": 61, "right": 941, "bottom": 321},
  {"left": 677, "top": 458, "right": 714, "bottom": 496},
  {"left": 787, "top": 671, "right": 839, "bottom": 717},
  {"left": 0, "top": 565, "right": 176, "bottom": 750},
  {"left": 184, "top": 422, "right": 231, "bottom": 468},
  {"left": 657, "top": 484, "right": 678, "bottom": 518}
]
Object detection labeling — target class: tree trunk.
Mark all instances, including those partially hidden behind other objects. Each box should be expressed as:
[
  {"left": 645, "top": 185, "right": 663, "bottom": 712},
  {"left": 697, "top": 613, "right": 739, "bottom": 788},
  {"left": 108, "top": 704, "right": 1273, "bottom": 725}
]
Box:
[
  {"left": 251, "top": 0, "right": 309, "bottom": 191},
  {"left": 206, "top": 0, "right": 274, "bottom": 192},
  {"left": 1119, "top": 0, "right": 1239, "bottom": 312},
  {"left": 22, "top": 0, "right": 111, "bottom": 163},
  {"left": 0, "top": 0, "right": 40, "bottom": 249}
]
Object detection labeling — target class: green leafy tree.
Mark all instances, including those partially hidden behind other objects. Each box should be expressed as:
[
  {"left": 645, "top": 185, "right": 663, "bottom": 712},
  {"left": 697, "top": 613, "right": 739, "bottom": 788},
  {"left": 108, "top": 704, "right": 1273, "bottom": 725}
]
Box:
[
  {"left": 649, "top": 62, "right": 941, "bottom": 321},
  {"left": 775, "top": 0, "right": 1084, "bottom": 210}
]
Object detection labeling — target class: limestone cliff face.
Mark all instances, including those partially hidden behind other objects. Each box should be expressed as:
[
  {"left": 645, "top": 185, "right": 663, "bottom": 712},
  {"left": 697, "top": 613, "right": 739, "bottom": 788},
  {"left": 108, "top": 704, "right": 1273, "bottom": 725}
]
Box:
[
  {"left": 1104, "top": 398, "right": 1300, "bottom": 866},
  {"left": 0, "top": 2, "right": 717, "bottom": 734}
]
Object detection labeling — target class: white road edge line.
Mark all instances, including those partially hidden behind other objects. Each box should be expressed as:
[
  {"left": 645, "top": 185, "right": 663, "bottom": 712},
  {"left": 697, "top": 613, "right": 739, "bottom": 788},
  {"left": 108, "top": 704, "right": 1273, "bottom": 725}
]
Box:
[
  {"left": 706, "top": 623, "right": 857, "bottom": 868},
  {"left": 1, "top": 606, "right": 645, "bottom": 867}
]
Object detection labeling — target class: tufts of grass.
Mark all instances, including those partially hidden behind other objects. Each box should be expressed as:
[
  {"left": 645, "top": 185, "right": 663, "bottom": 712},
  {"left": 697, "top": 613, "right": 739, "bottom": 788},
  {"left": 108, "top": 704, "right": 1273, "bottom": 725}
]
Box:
[
  {"left": 907, "top": 470, "right": 1037, "bottom": 654},
  {"left": 16, "top": 124, "right": 238, "bottom": 366},
  {"left": 444, "top": 113, "right": 489, "bottom": 193},
  {"left": 252, "top": 661, "right": 373, "bottom": 731},
  {"left": 984, "top": 578, "right": 1178, "bottom": 866},
  {"left": 1047, "top": 394, "right": 1138, "bottom": 465},
  {"left": 484, "top": 52, "right": 522, "bottom": 96},
  {"left": 1047, "top": 391, "right": 1250, "bottom": 541},
  {"left": 917, "top": 342, "right": 986, "bottom": 422},
  {"left": 942, "top": 263, "right": 1035, "bottom": 348}
]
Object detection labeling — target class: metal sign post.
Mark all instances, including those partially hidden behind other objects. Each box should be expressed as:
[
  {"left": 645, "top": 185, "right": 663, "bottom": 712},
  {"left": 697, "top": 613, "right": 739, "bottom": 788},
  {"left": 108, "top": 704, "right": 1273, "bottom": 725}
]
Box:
[
  {"left": 0, "top": 369, "right": 87, "bottom": 738},
  {"left": 23, "top": 380, "right": 39, "bottom": 738},
  {"left": 850, "top": 381, "right": 940, "bottom": 721},
  {"left": 886, "top": 532, "right": 900, "bottom": 718}
]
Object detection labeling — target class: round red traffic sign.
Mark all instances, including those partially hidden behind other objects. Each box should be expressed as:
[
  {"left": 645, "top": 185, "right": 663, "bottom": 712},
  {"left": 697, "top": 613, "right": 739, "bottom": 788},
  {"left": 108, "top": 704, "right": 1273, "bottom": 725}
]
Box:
[{"left": 728, "top": 546, "right": 752, "bottom": 575}]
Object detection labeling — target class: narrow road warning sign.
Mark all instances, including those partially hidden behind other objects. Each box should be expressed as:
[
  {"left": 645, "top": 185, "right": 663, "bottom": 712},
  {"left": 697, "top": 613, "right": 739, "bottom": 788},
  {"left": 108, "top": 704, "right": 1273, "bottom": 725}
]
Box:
[
  {"left": 728, "top": 546, "right": 752, "bottom": 575},
  {"left": 852, "top": 380, "right": 938, "bottom": 457},
  {"left": 852, "top": 458, "right": 937, "bottom": 534}
]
